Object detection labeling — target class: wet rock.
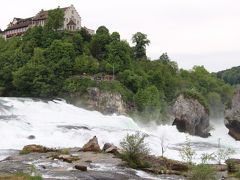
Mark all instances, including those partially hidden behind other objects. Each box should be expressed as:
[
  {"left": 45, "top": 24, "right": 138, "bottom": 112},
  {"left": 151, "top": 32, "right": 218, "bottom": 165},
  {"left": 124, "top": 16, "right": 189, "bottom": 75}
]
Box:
[
  {"left": 82, "top": 136, "right": 101, "bottom": 152},
  {"left": 50, "top": 154, "right": 80, "bottom": 163},
  {"left": 225, "top": 89, "right": 240, "bottom": 140},
  {"left": 20, "top": 144, "right": 57, "bottom": 154},
  {"left": 67, "top": 87, "right": 127, "bottom": 115},
  {"left": 172, "top": 94, "right": 210, "bottom": 137},
  {"left": 102, "top": 143, "right": 119, "bottom": 154},
  {"left": 75, "top": 164, "right": 87, "bottom": 171},
  {"left": 27, "top": 135, "right": 35, "bottom": 139}
]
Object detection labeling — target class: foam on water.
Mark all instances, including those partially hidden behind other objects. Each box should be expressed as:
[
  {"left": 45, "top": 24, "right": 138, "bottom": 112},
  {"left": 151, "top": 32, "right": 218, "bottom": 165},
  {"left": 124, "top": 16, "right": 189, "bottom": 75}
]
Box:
[{"left": 0, "top": 97, "right": 239, "bottom": 162}]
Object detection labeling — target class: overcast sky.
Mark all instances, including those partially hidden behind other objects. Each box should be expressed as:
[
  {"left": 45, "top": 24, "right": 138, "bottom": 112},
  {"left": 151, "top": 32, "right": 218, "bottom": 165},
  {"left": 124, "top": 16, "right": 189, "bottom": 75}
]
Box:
[{"left": 1, "top": 0, "right": 240, "bottom": 72}]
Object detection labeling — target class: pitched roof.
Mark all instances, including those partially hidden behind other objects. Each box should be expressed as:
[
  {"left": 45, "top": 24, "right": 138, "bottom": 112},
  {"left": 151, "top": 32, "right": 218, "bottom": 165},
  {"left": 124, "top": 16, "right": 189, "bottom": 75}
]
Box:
[
  {"left": 32, "top": 7, "right": 69, "bottom": 21},
  {"left": 5, "top": 18, "right": 32, "bottom": 31},
  {"left": 67, "top": 20, "right": 76, "bottom": 26}
]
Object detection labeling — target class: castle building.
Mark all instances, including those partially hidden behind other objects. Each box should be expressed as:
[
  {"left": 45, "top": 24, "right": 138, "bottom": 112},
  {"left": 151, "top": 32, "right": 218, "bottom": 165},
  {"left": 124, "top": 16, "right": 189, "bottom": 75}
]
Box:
[{"left": 1, "top": 5, "right": 94, "bottom": 39}]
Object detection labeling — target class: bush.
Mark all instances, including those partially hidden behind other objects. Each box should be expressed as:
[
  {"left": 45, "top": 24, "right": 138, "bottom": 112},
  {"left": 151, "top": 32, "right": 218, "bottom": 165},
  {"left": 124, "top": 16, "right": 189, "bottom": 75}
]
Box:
[
  {"left": 179, "top": 136, "right": 196, "bottom": 165},
  {"left": 120, "top": 131, "right": 150, "bottom": 169},
  {"left": 63, "top": 76, "right": 96, "bottom": 93},
  {"left": 98, "top": 80, "right": 133, "bottom": 102},
  {"left": 182, "top": 89, "right": 209, "bottom": 113},
  {"left": 215, "top": 148, "right": 235, "bottom": 165},
  {"left": 187, "top": 164, "right": 217, "bottom": 180}
]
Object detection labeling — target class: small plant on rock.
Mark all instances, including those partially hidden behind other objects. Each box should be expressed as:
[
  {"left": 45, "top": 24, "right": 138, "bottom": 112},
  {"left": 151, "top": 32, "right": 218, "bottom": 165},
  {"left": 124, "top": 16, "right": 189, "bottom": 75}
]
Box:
[
  {"left": 120, "top": 131, "right": 150, "bottom": 169},
  {"left": 179, "top": 136, "right": 196, "bottom": 165},
  {"left": 215, "top": 148, "right": 235, "bottom": 165},
  {"left": 200, "top": 153, "right": 215, "bottom": 164}
]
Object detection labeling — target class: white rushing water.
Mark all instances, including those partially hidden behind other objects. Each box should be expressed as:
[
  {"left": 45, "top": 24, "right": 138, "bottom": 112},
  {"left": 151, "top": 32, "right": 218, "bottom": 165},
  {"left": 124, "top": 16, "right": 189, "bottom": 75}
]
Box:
[{"left": 0, "top": 97, "right": 239, "bottom": 163}]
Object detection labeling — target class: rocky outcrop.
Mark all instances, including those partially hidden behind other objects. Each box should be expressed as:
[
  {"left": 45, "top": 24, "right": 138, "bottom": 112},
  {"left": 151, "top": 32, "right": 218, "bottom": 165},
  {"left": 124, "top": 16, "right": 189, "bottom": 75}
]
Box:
[
  {"left": 225, "top": 89, "right": 240, "bottom": 140},
  {"left": 20, "top": 144, "right": 58, "bottom": 154},
  {"left": 67, "top": 87, "right": 126, "bottom": 115},
  {"left": 172, "top": 94, "right": 210, "bottom": 137},
  {"left": 102, "top": 143, "right": 119, "bottom": 154},
  {"left": 82, "top": 136, "right": 101, "bottom": 152}
]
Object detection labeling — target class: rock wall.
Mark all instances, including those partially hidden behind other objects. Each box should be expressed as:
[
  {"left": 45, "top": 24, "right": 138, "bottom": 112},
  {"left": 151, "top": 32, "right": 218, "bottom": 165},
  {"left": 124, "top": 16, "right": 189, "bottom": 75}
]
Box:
[
  {"left": 225, "top": 89, "right": 240, "bottom": 140},
  {"left": 66, "top": 87, "right": 126, "bottom": 115},
  {"left": 172, "top": 94, "right": 210, "bottom": 137}
]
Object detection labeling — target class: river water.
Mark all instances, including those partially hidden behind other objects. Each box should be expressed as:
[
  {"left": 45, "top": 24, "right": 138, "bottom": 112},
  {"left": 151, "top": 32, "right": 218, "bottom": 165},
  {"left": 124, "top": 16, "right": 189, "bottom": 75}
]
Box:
[{"left": 0, "top": 97, "right": 239, "bottom": 163}]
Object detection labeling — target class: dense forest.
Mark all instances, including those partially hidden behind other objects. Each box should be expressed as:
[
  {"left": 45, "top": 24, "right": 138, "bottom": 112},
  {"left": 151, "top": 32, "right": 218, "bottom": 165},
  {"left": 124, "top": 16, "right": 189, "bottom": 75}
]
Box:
[
  {"left": 0, "top": 8, "right": 235, "bottom": 121},
  {"left": 217, "top": 66, "right": 240, "bottom": 86}
]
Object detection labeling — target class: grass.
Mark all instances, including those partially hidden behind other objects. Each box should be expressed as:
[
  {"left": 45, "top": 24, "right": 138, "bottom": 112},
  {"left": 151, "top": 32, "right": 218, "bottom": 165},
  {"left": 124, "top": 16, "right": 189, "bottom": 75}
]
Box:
[{"left": 0, "top": 173, "right": 42, "bottom": 180}]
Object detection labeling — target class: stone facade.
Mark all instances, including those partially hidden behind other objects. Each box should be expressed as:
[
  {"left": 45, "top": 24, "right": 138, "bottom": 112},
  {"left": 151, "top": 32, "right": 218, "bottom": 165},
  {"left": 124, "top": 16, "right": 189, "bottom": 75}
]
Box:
[{"left": 2, "top": 5, "right": 94, "bottom": 39}]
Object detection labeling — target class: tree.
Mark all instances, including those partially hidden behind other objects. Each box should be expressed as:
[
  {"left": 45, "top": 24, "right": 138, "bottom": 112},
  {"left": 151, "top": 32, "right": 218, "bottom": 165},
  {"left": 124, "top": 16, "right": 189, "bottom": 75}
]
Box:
[
  {"left": 106, "top": 40, "right": 132, "bottom": 72},
  {"left": 159, "top": 53, "right": 170, "bottom": 62},
  {"left": 80, "top": 28, "right": 92, "bottom": 42},
  {"left": 134, "top": 85, "right": 160, "bottom": 112},
  {"left": 90, "top": 26, "right": 111, "bottom": 60},
  {"left": 179, "top": 136, "right": 196, "bottom": 164},
  {"left": 132, "top": 32, "right": 150, "bottom": 59},
  {"left": 120, "top": 131, "right": 149, "bottom": 168},
  {"left": 45, "top": 8, "right": 64, "bottom": 31}
]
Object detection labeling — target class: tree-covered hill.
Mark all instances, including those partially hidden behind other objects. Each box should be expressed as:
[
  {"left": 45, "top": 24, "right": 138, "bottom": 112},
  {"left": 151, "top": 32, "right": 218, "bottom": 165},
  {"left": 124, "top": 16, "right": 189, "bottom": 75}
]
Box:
[
  {"left": 0, "top": 9, "right": 234, "bottom": 121},
  {"left": 216, "top": 66, "right": 240, "bottom": 85}
]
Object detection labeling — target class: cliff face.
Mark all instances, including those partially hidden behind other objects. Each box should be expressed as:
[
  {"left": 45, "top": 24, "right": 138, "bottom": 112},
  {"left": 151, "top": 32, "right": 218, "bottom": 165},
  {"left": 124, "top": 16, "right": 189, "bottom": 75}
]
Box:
[
  {"left": 225, "top": 89, "right": 240, "bottom": 140},
  {"left": 67, "top": 87, "right": 126, "bottom": 115},
  {"left": 172, "top": 95, "right": 210, "bottom": 137}
]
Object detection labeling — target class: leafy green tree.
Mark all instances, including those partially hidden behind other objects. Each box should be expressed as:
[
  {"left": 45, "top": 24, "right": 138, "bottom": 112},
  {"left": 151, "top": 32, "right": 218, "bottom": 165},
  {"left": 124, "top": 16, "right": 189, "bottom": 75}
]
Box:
[
  {"left": 119, "top": 70, "right": 148, "bottom": 93},
  {"left": 45, "top": 8, "right": 64, "bottom": 31},
  {"left": 72, "top": 33, "right": 84, "bottom": 55},
  {"left": 120, "top": 132, "right": 150, "bottom": 168},
  {"left": 80, "top": 28, "right": 92, "bottom": 42},
  {"left": 132, "top": 32, "right": 150, "bottom": 59},
  {"left": 134, "top": 85, "right": 160, "bottom": 112},
  {"left": 107, "top": 40, "right": 132, "bottom": 72},
  {"left": 90, "top": 26, "right": 111, "bottom": 60},
  {"left": 74, "top": 55, "right": 99, "bottom": 74}
]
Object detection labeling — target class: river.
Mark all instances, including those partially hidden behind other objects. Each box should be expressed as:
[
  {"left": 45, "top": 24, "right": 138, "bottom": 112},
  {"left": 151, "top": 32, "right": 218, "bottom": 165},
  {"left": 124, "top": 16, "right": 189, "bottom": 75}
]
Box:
[{"left": 0, "top": 97, "right": 239, "bottom": 164}]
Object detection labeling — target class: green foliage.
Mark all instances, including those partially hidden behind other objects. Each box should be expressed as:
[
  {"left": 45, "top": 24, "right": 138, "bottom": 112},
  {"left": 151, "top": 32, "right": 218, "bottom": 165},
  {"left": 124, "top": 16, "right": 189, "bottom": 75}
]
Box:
[
  {"left": 179, "top": 137, "right": 196, "bottom": 165},
  {"left": 187, "top": 164, "right": 217, "bottom": 180},
  {"left": 0, "top": 24, "right": 235, "bottom": 122},
  {"left": 215, "top": 148, "right": 235, "bottom": 165},
  {"left": 120, "top": 131, "right": 150, "bottom": 169},
  {"left": 200, "top": 153, "right": 215, "bottom": 164},
  {"left": 182, "top": 89, "right": 209, "bottom": 112},
  {"left": 74, "top": 55, "right": 99, "bottom": 74},
  {"left": 45, "top": 8, "right": 64, "bottom": 31},
  {"left": 132, "top": 32, "right": 150, "bottom": 59},
  {"left": 134, "top": 85, "right": 160, "bottom": 112},
  {"left": 217, "top": 66, "right": 240, "bottom": 85},
  {"left": 63, "top": 77, "right": 96, "bottom": 94}
]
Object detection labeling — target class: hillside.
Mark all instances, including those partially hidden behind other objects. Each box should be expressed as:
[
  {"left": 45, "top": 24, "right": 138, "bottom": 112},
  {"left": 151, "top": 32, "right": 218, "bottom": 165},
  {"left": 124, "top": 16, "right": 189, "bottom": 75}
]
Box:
[
  {"left": 0, "top": 9, "right": 235, "bottom": 121},
  {"left": 217, "top": 66, "right": 240, "bottom": 85}
]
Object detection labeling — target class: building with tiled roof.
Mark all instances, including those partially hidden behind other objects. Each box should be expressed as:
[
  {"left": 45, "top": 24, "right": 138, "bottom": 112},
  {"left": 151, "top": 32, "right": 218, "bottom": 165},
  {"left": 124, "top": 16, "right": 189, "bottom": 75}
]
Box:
[{"left": 2, "top": 5, "right": 94, "bottom": 39}]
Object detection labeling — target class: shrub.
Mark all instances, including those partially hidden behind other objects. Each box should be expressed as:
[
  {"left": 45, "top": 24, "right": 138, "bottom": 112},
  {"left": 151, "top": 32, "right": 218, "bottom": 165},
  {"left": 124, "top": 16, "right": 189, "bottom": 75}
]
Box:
[
  {"left": 182, "top": 89, "right": 209, "bottom": 113},
  {"left": 179, "top": 136, "right": 196, "bottom": 165},
  {"left": 120, "top": 131, "right": 150, "bottom": 169},
  {"left": 187, "top": 164, "right": 217, "bottom": 180},
  {"left": 200, "top": 153, "right": 215, "bottom": 164},
  {"left": 215, "top": 148, "right": 235, "bottom": 165}
]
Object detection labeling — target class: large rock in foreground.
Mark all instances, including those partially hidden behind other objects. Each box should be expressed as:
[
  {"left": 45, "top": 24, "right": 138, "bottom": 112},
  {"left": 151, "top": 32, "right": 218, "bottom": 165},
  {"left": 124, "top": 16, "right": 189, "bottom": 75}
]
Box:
[
  {"left": 225, "top": 89, "right": 240, "bottom": 140},
  {"left": 82, "top": 136, "right": 101, "bottom": 152},
  {"left": 172, "top": 94, "right": 210, "bottom": 137}
]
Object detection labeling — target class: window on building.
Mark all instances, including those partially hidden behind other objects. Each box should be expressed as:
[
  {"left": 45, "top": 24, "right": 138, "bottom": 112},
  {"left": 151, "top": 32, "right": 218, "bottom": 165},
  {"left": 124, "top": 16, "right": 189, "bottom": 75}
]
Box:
[{"left": 72, "top": 10, "right": 74, "bottom": 14}]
